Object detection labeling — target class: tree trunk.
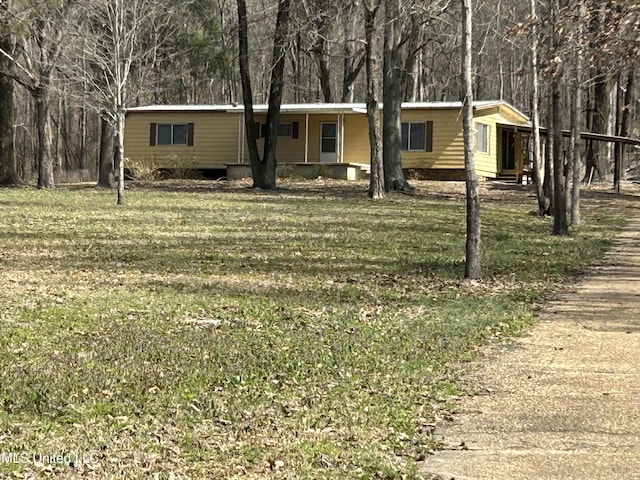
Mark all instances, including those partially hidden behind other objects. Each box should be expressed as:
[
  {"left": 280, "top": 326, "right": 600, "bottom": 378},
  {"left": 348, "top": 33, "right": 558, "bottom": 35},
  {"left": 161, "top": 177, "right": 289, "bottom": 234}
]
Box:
[
  {"left": 0, "top": 9, "right": 19, "bottom": 187},
  {"left": 616, "top": 69, "right": 635, "bottom": 188},
  {"left": 364, "top": 0, "right": 384, "bottom": 199},
  {"left": 341, "top": 8, "right": 364, "bottom": 103},
  {"left": 544, "top": 86, "right": 554, "bottom": 214},
  {"left": 35, "top": 88, "right": 55, "bottom": 189},
  {"left": 461, "top": 0, "right": 481, "bottom": 279},
  {"left": 551, "top": 85, "right": 567, "bottom": 235},
  {"left": 613, "top": 73, "right": 623, "bottom": 192},
  {"left": 569, "top": 75, "right": 581, "bottom": 226},
  {"left": 115, "top": 110, "right": 125, "bottom": 205},
  {"left": 550, "top": 0, "right": 567, "bottom": 236},
  {"left": 98, "top": 113, "right": 116, "bottom": 188},
  {"left": 570, "top": 0, "right": 585, "bottom": 226},
  {"left": 0, "top": 73, "right": 18, "bottom": 186},
  {"left": 529, "top": 0, "right": 545, "bottom": 213},
  {"left": 584, "top": 71, "right": 609, "bottom": 182},
  {"left": 237, "top": 0, "right": 290, "bottom": 190},
  {"left": 382, "top": 0, "right": 411, "bottom": 192}
]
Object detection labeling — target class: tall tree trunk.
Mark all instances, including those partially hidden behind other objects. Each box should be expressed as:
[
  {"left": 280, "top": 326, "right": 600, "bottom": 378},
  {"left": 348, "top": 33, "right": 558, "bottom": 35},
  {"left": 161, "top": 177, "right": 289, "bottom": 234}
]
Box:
[
  {"left": 617, "top": 69, "right": 635, "bottom": 188},
  {"left": 0, "top": 74, "right": 18, "bottom": 186},
  {"left": 461, "top": 0, "right": 481, "bottom": 280},
  {"left": 364, "top": 0, "right": 384, "bottom": 199},
  {"left": 237, "top": 0, "right": 290, "bottom": 189},
  {"left": 544, "top": 89, "right": 554, "bottom": 215},
  {"left": 0, "top": 5, "right": 18, "bottom": 186},
  {"left": 529, "top": 0, "right": 545, "bottom": 213},
  {"left": 584, "top": 71, "right": 609, "bottom": 182},
  {"left": 613, "top": 73, "right": 623, "bottom": 192},
  {"left": 98, "top": 113, "right": 115, "bottom": 188},
  {"left": 570, "top": 0, "right": 585, "bottom": 226},
  {"left": 115, "top": 110, "right": 125, "bottom": 205},
  {"left": 550, "top": 0, "right": 567, "bottom": 236},
  {"left": 341, "top": 7, "right": 364, "bottom": 103},
  {"left": 612, "top": 69, "right": 634, "bottom": 192},
  {"left": 35, "top": 88, "right": 55, "bottom": 189},
  {"left": 382, "top": 0, "right": 411, "bottom": 192}
]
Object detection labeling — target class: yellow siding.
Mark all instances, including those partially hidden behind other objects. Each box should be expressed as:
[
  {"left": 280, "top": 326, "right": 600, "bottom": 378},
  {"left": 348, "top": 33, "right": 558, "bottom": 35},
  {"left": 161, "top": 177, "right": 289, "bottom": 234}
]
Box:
[
  {"left": 124, "top": 111, "right": 242, "bottom": 168},
  {"left": 123, "top": 103, "right": 529, "bottom": 179},
  {"left": 400, "top": 105, "right": 529, "bottom": 178},
  {"left": 245, "top": 113, "right": 370, "bottom": 164},
  {"left": 400, "top": 109, "right": 465, "bottom": 170},
  {"left": 473, "top": 120, "right": 497, "bottom": 177}
]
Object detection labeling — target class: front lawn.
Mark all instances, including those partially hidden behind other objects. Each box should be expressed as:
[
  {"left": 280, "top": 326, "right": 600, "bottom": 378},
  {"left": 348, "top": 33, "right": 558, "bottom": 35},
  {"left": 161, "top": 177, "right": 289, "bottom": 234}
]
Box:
[{"left": 0, "top": 180, "right": 624, "bottom": 479}]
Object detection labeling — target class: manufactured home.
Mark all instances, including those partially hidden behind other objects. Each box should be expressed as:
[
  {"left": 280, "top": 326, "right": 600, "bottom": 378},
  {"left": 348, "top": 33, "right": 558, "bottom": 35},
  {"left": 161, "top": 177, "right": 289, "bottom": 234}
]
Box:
[{"left": 123, "top": 101, "right": 531, "bottom": 181}]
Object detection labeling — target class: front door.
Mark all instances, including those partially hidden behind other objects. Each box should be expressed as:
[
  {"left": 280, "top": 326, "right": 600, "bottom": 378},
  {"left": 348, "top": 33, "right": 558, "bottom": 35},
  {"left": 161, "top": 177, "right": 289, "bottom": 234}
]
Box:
[
  {"left": 320, "top": 122, "right": 337, "bottom": 163},
  {"left": 501, "top": 130, "right": 516, "bottom": 171}
]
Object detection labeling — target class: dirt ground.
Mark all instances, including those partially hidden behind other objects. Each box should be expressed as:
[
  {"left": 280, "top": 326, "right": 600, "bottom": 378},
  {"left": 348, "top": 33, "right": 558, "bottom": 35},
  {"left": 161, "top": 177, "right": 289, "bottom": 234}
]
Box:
[{"left": 421, "top": 184, "right": 640, "bottom": 480}]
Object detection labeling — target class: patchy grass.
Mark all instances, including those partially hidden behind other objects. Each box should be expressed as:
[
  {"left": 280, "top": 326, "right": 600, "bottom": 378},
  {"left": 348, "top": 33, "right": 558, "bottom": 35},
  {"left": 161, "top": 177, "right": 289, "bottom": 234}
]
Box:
[{"left": 0, "top": 180, "right": 629, "bottom": 479}]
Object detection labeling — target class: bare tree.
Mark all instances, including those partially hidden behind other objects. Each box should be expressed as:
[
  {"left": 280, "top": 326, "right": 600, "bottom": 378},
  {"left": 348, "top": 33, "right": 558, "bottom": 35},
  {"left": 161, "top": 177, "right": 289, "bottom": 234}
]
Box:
[
  {"left": 461, "top": 0, "right": 481, "bottom": 279},
  {"left": 550, "top": 0, "right": 568, "bottom": 236},
  {"left": 569, "top": 0, "right": 586, "bottom": 225},
  {"left": 0, "top": 3, "right": 18, "bottom": 186},
  {"left": 529, "top": 0, "right": 545, "bottom": 213},
  {"left": 382, "top": 0, "right": 411, "bottom": 192},
  {"left": 364, "top": 0, "right": 384, "bottom": 199},
  {"left": 0, "top": 0, "right": 84, "bottom": 188},
  {"left": 341, "top": 4, "right": 365, "bottom": 103},
  {"left": 71, "top": 0, "right": 173, "bottom": 204},
  {"left": 237, "top": 0, "right": 292, "bottom": 189}
]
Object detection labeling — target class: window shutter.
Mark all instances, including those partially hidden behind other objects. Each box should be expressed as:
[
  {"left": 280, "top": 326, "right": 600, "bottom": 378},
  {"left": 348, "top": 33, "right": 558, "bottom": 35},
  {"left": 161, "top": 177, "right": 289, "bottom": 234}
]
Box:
[
  {"left": 292, "top": 121, "right": 299, "bottom": 139},
  {"left": 260, "top": 124, "right": 267, "bottom": 138},
  {"left": 150, "top": 123, "right": 157, "bottom": 146},
  {"left": 425, "top": 121, "right": 433, "bottom": 152},
  {"left": 187, "top": 123, "right": 194, "bottom": 146}
]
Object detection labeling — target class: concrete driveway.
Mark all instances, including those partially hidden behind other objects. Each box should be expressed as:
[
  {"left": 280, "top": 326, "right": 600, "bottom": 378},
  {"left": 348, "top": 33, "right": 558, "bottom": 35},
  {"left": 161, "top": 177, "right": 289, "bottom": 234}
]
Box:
[{"left": 423, "top": 214, "right": 640, "bottom": 480}]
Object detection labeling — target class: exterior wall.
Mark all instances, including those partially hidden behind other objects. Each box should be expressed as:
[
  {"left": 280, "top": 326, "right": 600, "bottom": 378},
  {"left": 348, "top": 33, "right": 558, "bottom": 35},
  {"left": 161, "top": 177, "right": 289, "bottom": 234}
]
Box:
[
  {"left": 474, "top": 106, "right": 529, "bottom": 177},
  {"left": 124, "top": 111, "right": 242, "bottom": 168},
  {"left": 400, "top": 105, "right": 528, "bottom": 179},
  {"left": 123, "top": 103, "right": 530, "bottom": 180},
  {"left": 245, "top": 113, "right": 370, "bottom": 164},
  {"left": 400, "top": 108, "right": 466, "bottom": 171}
]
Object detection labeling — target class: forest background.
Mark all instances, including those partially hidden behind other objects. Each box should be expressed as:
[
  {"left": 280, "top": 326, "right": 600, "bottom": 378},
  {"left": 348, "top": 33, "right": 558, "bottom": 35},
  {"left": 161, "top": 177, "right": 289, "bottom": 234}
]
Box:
[{"left": 0, "top": 0, "right": 638, "bottom": 189}]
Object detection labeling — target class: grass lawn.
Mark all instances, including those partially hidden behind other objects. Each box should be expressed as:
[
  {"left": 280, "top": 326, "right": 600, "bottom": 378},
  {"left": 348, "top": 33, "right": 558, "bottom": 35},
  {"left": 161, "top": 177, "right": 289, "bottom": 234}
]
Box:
[{"left": 0, "top": 180, "right": 627, "bottom": 479}]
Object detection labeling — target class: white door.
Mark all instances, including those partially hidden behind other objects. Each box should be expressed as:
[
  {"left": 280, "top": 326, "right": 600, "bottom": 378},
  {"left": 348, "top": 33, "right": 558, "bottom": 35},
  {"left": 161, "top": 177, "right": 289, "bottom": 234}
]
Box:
[{"left": 320, "top": 122, "right": 337, "bottom": 163}]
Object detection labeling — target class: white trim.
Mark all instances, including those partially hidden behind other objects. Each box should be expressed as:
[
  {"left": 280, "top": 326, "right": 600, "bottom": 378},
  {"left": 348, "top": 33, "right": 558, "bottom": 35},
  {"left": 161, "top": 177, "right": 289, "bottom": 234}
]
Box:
[
  {"left": 125, "top": 100, "right": 529, "bottom": 125},
  {"left": 304, "top": 113, "right": 309, "bottom": 163},
  {"left": 237, "top": 114, "right": 242, "bottom": 163},
  {"left": 319, "top": 122, "right": 338, "bottom": 163},
  {"left": 339, "top": 112, "right": 345, "bottom": 162},
  {"left": 241, "top": 114, "right": 246, "bottom": 163}
]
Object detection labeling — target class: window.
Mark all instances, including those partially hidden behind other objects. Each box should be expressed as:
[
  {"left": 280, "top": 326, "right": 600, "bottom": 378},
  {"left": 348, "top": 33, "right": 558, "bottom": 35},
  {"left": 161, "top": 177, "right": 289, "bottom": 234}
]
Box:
[
  {"left": 158, "top": 124, "right": 187, "bottom": 145},
  {"left": 277, "top": 122, "right": 293, "bottom": 138},
  {"left": 401, "top": 121, "right": 433, "bottom": 152},
  {"left": 256, "top": 122, "right": 299, "bottom": 139},
  {"left": 475, "top": 123, "right": 489, "bottom": 153},
  {"left": 150, "top": 123, "right": 193, "bottom": 146}
]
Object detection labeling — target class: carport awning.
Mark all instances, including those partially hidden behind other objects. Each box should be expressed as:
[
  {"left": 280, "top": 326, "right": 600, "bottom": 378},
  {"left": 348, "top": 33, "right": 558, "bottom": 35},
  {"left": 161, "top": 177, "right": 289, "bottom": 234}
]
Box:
[{"left": 508, "top": 125, "right": 640, "bottom": 147}]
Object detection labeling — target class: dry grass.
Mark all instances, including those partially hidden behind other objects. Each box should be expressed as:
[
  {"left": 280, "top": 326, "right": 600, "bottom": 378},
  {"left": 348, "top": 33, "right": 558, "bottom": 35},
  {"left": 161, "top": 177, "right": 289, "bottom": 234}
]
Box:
[{"left": 0, "top": 179, "right": 633, "bottom": 479}]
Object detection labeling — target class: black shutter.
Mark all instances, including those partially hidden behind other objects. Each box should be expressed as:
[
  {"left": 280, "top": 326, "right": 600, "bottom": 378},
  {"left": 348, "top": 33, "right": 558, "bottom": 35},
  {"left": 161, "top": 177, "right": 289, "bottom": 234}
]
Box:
[
  {"left": 425, "top": 121, "right": 433, "bottom": 152},
  {"left": 292, "top": 121, "right": 299, "bottom": 139},
  {"left": 150, "top": 123, "right": 157, "bottom": 146},
  {"left": 187, "top": 123, "right": 194, "bottom": 146}
]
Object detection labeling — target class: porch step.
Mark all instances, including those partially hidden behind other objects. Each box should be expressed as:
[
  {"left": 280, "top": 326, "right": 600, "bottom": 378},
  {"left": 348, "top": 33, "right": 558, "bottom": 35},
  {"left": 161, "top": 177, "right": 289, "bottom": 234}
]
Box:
[
  {"left": 496, "top": 172, "right": 519, "bottom": 182},
  {"left": 351, "top": 163, "right": 371, "bottom": 175}
]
